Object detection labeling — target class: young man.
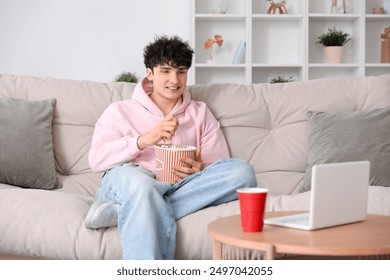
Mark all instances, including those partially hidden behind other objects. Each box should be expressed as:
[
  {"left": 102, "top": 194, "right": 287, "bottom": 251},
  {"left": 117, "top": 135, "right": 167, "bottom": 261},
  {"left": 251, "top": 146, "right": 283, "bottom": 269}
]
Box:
[{"left": 86, "top": 35, "right": 257, "bottom": 260}]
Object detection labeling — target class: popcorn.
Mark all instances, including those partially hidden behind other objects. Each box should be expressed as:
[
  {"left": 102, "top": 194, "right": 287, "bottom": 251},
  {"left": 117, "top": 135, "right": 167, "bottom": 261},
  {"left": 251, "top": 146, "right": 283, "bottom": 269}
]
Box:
[{"left": 155, "top": 144, "right": 196, "bottom": 151}]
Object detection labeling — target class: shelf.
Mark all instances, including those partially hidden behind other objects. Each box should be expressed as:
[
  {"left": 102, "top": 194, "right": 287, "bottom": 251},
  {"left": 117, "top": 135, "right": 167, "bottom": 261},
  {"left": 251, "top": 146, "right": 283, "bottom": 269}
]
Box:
[
  {"left": 365, "top": 63, "right": 390, "bottom": 67},
  {"left": 195, "top": 14, "right": 246, "bottom": 21},
  {"left": 192, "top": 0, "right": 390, "bottom": 84},
  {"left": 252, "top": 14, "right": 304, "bottom": 21},
  {"left": 365, "top": 15, "right": 390, "bottom": 22},
  {"left": 252, "top": 63, "right": 303, "bottom": 68},
  {"left": 309, "top": 14, "right": 360, "bottom": 22},
  {"left": 309, "top": 63, "right": 360, "bottom": 68},
  {"left": 195, "top": 63, "right": 246, "bottom": 68}
]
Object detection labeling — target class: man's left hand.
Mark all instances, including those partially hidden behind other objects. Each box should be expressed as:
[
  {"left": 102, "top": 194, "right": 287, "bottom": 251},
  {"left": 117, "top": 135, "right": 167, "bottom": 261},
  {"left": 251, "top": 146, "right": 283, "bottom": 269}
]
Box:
[{"left": 173, "top": 150, "right": 204, "bottom": 182}]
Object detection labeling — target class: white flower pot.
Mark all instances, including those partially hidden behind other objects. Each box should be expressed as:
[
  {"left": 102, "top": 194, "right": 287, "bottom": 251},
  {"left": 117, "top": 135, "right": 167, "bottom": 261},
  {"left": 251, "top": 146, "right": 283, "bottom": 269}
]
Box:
[{"left": 324, "top": 46, "right": 344, "bottom": 64}]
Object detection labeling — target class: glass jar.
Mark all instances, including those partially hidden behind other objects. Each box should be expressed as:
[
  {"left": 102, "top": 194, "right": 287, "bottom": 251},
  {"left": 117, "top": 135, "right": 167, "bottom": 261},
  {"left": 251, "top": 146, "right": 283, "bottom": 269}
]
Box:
[
  {"left": 213, "top": 0, "right": 229, "bottom": 14},
  {"left": 330, "top": 0, "right": 338, "bottom": 14}
]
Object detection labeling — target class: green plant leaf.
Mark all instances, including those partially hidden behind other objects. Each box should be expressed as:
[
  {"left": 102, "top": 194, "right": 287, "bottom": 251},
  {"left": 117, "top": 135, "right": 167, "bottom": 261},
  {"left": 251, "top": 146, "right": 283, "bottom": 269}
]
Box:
[
  {"left": 270, "top": 76, "right": 294, "bottom": 84},
  {"left": 316, "top": 27, "right": 351, "bottom": 47},
  {"left": 115, "top": 72, "right": 138, "bottom": 83}
]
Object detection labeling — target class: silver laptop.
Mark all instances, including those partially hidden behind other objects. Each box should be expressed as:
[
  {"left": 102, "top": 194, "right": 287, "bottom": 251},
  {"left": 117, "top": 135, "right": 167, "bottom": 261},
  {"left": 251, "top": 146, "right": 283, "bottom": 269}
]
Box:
[{"left": 264, "top": 161, "right": 370, "bottom": 230}]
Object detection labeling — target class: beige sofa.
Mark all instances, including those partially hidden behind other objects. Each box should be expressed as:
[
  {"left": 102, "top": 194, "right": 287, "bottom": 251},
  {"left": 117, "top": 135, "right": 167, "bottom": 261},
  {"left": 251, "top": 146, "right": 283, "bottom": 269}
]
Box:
[{"left": 0, "top": 74, "right": 389, "bottom": 260}]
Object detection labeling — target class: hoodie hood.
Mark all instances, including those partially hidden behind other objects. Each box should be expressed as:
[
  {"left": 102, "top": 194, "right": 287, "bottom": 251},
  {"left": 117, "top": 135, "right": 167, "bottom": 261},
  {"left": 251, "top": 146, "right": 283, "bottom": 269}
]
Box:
[{"left": 132, "top": 77, "right": 192, "bottom": 117}]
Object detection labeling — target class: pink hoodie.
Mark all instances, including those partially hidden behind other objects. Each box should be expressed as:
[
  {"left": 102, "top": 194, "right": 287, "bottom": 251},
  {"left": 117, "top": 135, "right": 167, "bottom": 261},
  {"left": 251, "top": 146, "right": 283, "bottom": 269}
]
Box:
[{"left": 88, "top": 80, "right": 230, "bottom": 173}]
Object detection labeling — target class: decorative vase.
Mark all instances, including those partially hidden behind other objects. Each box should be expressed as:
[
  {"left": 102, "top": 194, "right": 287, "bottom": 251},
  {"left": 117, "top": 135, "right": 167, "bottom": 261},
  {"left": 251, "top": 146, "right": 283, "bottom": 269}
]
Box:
[
  {"left": 206, "top": 47, "right": 217, "bottom": 64},
  {"left": 330, "top": 0, "right": 338, "bottom": 14},
  {"left": 381, "top": 27, "right": 390, "bottom": 63},
  {"left": 213, "top": 0, "right": 229, "bottom": 14},
  {"left": 324, "top": 46, "right": 343, "bottom": 63},
  {"left": 267, "top": 0, "right": 288, "bottom": 14}
]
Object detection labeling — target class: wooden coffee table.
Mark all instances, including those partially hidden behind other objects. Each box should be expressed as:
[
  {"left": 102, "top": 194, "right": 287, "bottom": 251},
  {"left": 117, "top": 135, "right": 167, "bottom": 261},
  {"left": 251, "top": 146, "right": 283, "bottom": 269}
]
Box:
[{"left": 208, "top": 211, "right": 390, "bottom": 260}]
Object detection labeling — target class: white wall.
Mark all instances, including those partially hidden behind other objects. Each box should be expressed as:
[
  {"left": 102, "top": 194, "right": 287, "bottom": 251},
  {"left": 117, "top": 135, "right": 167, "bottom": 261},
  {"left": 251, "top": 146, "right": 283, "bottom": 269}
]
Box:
[{"left": 0, "top": 0, "right": 192, "bottom": 83}]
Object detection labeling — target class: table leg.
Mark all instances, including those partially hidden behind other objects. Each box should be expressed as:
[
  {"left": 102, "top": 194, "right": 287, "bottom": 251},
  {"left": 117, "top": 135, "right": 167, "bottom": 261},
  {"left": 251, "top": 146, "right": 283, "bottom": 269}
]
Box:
[
  {"left": 266, "top": 244, "right": 275, "bottom": 260},
  {"left": 213, "top": 240, "right": 223, "bottom": 260}
]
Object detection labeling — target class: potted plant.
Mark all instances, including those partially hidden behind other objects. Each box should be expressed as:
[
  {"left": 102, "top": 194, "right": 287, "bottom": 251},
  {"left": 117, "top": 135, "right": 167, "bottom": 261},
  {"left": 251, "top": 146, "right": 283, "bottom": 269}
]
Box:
[
  {"left": 316, "top": 26, "right": 351, "bottom": 63},
  {"left": 270, "top": 76, "right": 294, "bottom": 84},
  {"left": 115, "top": 71, "right": 138, "bottom": 83}
]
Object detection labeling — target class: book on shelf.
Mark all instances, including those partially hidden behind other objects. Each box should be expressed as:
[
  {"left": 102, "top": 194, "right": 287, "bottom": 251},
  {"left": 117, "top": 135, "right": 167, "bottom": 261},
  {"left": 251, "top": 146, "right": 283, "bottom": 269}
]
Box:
[
  {"left": 232, "top": 40, "right": 246, "bottom": 64},
  {"left": 385, "top": 1, "right": 390, "bottom": 14}
]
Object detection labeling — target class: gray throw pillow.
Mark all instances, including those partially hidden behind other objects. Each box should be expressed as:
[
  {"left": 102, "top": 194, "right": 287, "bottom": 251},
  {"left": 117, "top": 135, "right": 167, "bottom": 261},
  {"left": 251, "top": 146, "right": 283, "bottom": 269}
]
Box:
[
  {"left": 0, "top": 98, "right": 61, "bottom": 189},
  {"left": 301, "top": 107, "right": 390, "bottom": 192}
]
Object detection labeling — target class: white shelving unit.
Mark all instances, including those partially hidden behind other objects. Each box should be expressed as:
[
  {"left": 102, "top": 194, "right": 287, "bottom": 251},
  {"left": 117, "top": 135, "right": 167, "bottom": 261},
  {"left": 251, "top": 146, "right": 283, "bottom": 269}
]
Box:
[{"left": 192, "top": 0, "right": 390, "bottom": 85}]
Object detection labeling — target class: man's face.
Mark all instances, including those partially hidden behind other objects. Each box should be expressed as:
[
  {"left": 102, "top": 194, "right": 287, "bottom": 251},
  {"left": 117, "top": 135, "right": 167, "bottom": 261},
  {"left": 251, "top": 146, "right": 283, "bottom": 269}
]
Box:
[{"left": 146, "top": 64, "right": 188, "bottom": 102}]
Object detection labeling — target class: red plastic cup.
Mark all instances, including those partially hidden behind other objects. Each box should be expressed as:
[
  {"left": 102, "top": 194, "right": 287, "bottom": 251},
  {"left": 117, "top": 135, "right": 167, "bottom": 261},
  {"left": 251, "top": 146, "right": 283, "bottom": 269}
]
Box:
[{"left": 237, "top": 188, "right": 268, "bottom": 232}]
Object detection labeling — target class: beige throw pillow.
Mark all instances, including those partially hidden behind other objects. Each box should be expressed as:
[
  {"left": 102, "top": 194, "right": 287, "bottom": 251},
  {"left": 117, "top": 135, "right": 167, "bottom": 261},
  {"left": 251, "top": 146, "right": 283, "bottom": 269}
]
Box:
[{"left": 301, "top": 107, "right": 390, "bottom": 192}]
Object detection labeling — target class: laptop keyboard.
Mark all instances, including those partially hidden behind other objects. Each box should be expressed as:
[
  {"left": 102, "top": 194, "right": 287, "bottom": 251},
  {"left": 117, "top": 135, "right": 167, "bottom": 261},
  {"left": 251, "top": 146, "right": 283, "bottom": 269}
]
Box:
[
  {"left": 285, "top": 216, "right": 310, "bottom": 226},
  {"left": 265, "top": 213, "right": 312, "bottom": 228}
]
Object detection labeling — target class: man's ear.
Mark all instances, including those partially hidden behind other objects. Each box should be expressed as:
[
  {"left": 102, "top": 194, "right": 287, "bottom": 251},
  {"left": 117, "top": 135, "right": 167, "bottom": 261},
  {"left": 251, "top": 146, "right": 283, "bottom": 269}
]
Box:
[
  {"left": 142, "top": 77, "right": 154, "bottom": 94},
  {"left": 146, "top": 68, "right": 154, "bottom": 81}
]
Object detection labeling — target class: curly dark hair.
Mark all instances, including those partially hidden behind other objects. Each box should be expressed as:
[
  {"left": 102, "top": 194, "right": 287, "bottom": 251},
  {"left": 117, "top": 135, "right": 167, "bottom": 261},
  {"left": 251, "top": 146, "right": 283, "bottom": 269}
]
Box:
[{"left": 143, "top": 35, "right": 194, "bottom": 71}]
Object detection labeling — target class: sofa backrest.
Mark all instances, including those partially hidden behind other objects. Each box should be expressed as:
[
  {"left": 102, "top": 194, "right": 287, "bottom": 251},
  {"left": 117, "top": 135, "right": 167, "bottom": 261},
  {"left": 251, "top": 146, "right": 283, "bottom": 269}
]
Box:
[
  {"left": 189, "top": 75, "right": 390, "bottom": 194},
  {"left": 1, "top": 74, "right": 389, "bottom": 195}
]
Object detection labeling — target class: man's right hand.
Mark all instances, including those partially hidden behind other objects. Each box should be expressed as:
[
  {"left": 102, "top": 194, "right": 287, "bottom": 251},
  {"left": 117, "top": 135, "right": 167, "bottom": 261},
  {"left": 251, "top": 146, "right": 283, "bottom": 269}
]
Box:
[{"left": 137, "top": 114, "right": 179, "bottom": 150}]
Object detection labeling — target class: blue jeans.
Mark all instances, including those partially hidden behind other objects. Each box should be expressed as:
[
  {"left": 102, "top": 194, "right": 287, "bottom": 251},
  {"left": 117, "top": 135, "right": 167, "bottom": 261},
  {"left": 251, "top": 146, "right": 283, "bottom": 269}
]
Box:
[{"left": 96, "top": 158, "right": 257, "bottom": 260}]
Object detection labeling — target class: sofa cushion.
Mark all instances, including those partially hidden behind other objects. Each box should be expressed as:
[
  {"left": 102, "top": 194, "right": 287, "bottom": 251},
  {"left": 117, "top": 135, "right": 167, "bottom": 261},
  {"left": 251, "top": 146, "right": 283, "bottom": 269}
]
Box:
[
  {"left": 0, "top": 98, "right": 61, "bottom": 189},
  {"left": 0, "top": 187, "right": 122, "bottom": 259},
  {"left": 301, "top": 107, "right": 390, "bottom": 192}
]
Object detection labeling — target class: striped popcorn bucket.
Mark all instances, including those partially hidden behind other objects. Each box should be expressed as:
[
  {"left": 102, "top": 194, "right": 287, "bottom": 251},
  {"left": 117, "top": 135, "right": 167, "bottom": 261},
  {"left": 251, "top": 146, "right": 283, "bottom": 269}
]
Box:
[{"left": 154, "top": 144, "right": 196, "bottom": 184}]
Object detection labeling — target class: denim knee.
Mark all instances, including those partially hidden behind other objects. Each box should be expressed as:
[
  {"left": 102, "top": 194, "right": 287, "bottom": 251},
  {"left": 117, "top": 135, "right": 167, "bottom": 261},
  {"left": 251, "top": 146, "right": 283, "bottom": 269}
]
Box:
[
  {"left": 99, "top": 164, "right": 170, "bottom": 202},
  {"left": 226, "top": 158, "right": 258, "bottom": 188}
]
